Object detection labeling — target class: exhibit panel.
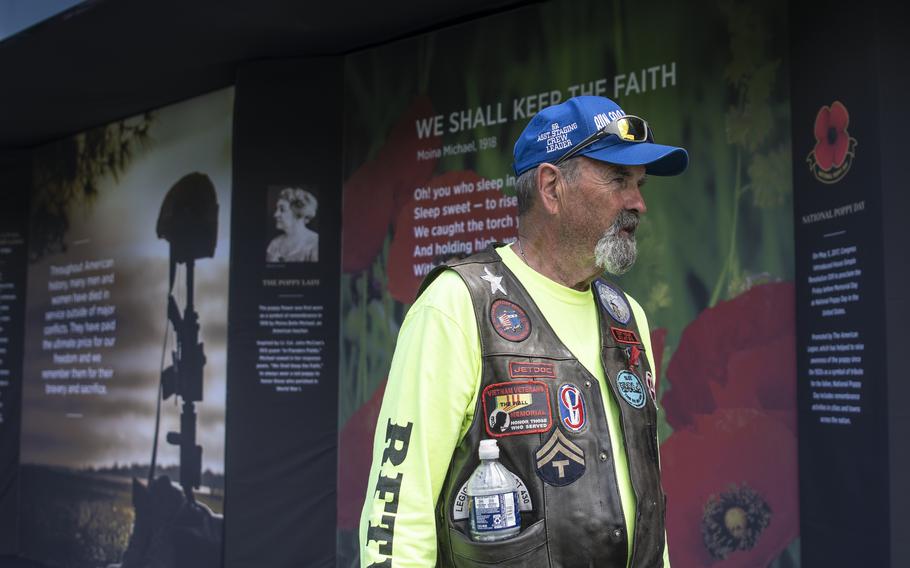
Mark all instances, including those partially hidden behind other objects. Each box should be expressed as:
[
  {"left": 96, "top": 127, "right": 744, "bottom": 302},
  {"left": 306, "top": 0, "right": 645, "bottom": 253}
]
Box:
[
  {"left": 0, "top": 155, "right": 30, "bottom": 555},
  {"left": 2, "top": 0, "right": 909, "bottom": 566},
  {"left": 790, "top": 0, "right": 909, "bottom": 565},
  {"left": 224, "top": 58, "right": 343, "bottom": 568},
  {"left": 18, "top": 87, "right": 234, "bottom": 568},
  {"left": 339, "top": 0, "right": 799, "bottom": 566}
]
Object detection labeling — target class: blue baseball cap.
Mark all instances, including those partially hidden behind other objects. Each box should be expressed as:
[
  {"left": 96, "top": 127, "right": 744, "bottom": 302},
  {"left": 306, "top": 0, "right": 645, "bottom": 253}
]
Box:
[{"left": 512, "top": 95, "right": 689, "bottom": 177}]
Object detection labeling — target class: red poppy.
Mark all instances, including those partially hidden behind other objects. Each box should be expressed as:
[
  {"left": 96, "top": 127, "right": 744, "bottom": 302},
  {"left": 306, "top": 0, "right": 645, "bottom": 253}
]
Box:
[
  {"left": 812, "top": 101, "right": 851, "bottom": 171},
  {"left": 662, "top": 282, "right": 795, "bottom": 432},
  {"left": 342, "top": 97, "right": 442, "bottom": 272},
  {"left": 661, "top": 410, "right": 799, "bottom": 568},
  {"left": 337, "top": 380, "right": 387, "bottom": 530},
  {"left": 386, "top": 170, "right": 518, "bottom": 303}
]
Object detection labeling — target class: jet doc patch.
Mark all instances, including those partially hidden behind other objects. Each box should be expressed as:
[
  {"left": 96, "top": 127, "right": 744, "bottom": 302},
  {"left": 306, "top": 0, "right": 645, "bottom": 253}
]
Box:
[
  {"left": 535, "top": 429, "right": 586, "bottom": 486},
  {"left": 508, "top": 361, "right": 556, "bottom": 379},
  {"left": 490, "top": 299, "right": 532, "bottom": 342},
  {"left": 482, "top": 381, "right": 552, "bottom": 437}
]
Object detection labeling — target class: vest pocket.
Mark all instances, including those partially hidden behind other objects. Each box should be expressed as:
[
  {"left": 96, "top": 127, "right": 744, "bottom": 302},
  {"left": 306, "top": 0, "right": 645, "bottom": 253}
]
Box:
[{"left": 449, "top": 519, "right": 548, "bottom": 566}]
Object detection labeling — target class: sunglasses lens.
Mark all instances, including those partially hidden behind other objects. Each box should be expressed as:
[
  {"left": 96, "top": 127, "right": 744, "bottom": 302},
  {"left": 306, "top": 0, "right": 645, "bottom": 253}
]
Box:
[{"left": 615, "top": 117, "right": 649, "bottom": 141}]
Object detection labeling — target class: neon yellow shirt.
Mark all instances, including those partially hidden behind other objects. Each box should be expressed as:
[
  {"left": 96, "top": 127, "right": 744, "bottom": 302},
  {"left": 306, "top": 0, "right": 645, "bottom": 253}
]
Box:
[{"left": 360, "top": 244, "right": 669, "bottom": 567}]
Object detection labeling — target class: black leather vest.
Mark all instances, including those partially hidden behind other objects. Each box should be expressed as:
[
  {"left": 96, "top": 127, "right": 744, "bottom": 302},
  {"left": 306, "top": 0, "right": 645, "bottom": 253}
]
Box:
[{"left": 419, "top": 249, "right": 666, "bottom": 568}]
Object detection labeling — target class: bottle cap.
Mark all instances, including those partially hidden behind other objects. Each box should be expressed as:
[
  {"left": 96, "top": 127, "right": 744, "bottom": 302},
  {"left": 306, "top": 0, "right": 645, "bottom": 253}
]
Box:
[{"left": 478, "top": 439, "right": 499, "bottom": 460}]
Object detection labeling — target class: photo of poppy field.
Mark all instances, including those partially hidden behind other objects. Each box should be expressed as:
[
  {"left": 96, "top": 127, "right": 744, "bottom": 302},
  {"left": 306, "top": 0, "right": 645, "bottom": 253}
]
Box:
[{"left": 336, "top": 0, "right": 798, "bottom": 566}]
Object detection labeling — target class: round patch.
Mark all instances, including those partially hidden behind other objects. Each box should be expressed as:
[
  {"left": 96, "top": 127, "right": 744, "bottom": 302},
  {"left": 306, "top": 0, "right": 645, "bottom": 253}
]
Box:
[
  {"left": 558, "top": 384, "right": 587, "bottom": 432},
  {"left": 595, "top": 280, "right": 631, "bottom": 324},
  {"left": 490, "top": 299, "right": 531, "bottom": 342},
  {"left": 616, "top": 370, "right": 646, "bottom": 409}
]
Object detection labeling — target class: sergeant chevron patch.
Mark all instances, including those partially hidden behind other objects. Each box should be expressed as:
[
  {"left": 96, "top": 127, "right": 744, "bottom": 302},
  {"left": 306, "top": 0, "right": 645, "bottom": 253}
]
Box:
[{"left": 535, "top": 429, "right": 586, "bottom": 486}]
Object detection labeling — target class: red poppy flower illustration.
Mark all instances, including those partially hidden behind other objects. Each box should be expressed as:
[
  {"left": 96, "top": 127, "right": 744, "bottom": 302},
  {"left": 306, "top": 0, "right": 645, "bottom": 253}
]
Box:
[
  {"left": 386, "top": 170, "right": 518, "bottom": 303},
  {"left": 661, "top": 410, "right": 798, "bottom": 568},
  {"left": 662, "top": 282, "right": 795, "bottom": 432},
  {"left": 807, "top": 100, "right": 858, "bottom": 184},
  {"left": 812, "top": 101, "right": 850, "bottom": 171},
  {"left": 337, "top": 380, "right": 387, "bottom": 529},
  {"left": 342, "top": 97, "right": 442, "bottom": 272}
]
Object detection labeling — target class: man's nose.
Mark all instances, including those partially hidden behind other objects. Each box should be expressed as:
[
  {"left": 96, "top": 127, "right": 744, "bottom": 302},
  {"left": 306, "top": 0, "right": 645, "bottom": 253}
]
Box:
[{"left": 626, "top": 186, "right": 647, "bottom": 215}]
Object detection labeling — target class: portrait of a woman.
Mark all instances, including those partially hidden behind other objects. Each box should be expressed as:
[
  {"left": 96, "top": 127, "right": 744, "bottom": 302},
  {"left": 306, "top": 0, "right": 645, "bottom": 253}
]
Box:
[{"left": 266, "top": 187, "right": 319, "bottom": 263}]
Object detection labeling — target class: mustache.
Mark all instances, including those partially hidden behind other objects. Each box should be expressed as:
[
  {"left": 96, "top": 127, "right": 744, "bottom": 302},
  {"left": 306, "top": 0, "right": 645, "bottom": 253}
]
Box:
[{"left": 608, "top": 210, "right": 640, "bottom": 234}]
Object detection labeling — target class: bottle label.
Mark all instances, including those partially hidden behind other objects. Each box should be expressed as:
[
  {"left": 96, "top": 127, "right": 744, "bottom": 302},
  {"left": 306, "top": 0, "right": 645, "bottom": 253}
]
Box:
[
  {"left": 454, "top": 472, "right": 532, "bottom": 520},
  {"left": 471, "top": 492, "right": 519, "bottom": 532}
]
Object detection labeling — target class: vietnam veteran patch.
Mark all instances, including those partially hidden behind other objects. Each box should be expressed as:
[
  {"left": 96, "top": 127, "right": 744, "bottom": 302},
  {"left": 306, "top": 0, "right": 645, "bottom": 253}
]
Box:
[{"left": 482, "top": 381, "right": 552, "bottom": 437}]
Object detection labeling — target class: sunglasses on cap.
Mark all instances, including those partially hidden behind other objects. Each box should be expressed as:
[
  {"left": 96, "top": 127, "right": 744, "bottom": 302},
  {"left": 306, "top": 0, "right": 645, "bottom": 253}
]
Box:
[{"left": 553, "top": 115, "right": 653, "bottom": 166}]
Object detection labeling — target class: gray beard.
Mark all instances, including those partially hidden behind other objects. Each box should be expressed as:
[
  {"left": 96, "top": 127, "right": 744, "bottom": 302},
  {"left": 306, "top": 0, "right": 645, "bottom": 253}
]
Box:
[{"left": 594, "top": 210, "right": 639, "bottom": 275}]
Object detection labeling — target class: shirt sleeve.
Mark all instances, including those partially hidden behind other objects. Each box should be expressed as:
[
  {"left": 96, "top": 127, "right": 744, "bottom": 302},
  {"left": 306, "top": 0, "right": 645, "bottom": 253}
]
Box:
[
  {"left": 628, "top": 297, "right": 671, "bottom": 568},
  {"left": 359, "top": 270, "right": 480, "bottom": 567}
]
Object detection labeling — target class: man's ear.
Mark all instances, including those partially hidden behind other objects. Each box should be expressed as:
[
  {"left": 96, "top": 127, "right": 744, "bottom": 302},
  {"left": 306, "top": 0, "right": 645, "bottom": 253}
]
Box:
[{"left": 536, "top": 163, "right": 563, "bottom": 215}]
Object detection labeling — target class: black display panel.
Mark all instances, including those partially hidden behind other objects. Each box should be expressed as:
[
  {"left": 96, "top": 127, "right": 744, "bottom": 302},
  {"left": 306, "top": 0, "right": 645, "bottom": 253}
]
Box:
[
  {"left": 791, "top": 1, "right": 890, "bottom": 565},
  {"left": 0, "top": 155, "right": 30, "bottom": 554},
  {"left": 224, "top": 58, "right": 343, "bottom": 567}
]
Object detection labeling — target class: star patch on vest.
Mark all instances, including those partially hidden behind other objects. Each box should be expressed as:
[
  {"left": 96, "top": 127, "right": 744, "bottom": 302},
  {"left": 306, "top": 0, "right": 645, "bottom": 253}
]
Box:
[
  {"left": 482, "top": 381, "right": 552, "bottom": 437},
  {"left": 480, "top": 266, "right": 507, "bottom": 295},
  {"left": 557, "top": 383, "right": 587, "bottom": 432},
  {"left": 535, "top": 429, "right": 586, "bottom": 486},
  {"left": 616, "top": 370, "right": 647, "bottom": 409},
  {"left": 595, "top": 280, "right": 631, "bottom": 325},
  {"left": 490, "top": 299, "right": 531, "bottom": 342}
]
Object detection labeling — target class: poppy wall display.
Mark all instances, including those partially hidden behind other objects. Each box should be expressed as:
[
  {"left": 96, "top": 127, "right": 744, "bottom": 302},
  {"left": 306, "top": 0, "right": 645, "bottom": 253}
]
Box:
[
  {"left": 223, "top": 59, "right": 343, "bottom": 567},
  {"left": 0, "top": 160, "right": 29, "bottom": 554},
  {"left": 18, "top": 87, "right": 234, "bottom": 568},
  {"left": 789, "top": 0, "right": 893, "bottom": 564},
  {"left": 337, "top": 0, "right": 799, "bottom": 566}
]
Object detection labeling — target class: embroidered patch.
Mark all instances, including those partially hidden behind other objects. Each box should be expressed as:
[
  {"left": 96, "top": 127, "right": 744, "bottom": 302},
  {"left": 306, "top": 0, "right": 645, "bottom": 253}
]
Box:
[
  {"left": 481, "top": 266, "right": 507, "bottom": 295},
  {"left": 490, "top": 299, "right": 531, "bottom": 342},
  {"left": 616, "top": 370, "right": 647, "bottom": 409},
  {"left": 610, "top": 326, "right": 640, "bottom": 345},
  {"left": 595, "top": 280, "right": 631, "bottom": 324},
  {"left": 645, "top": 370, "right": 657, "bottom": 402},
  {"left": 557, "top": 384, "right": 587, "bottom": 432},
  {"left": 508, "top": 361, "right": 556, "bottom": 379},
  {"left": 482, "top": 381, "right": 552, "bottom": 437},
  {"left": 453, "top": 471, "right": 533, "bottom": 520},
  {"left": 535, "top": 429, "right": 586, "bottom": 486}
]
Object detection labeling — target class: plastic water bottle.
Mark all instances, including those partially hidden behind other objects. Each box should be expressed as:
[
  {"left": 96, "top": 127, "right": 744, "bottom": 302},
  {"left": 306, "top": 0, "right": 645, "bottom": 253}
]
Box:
[{"left": 467, "top": 439, "right": 521, "bottom": 541}]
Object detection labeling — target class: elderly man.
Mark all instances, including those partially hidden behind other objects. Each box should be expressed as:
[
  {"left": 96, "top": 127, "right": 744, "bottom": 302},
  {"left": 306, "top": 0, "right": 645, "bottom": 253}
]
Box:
[{"left": 361, "top": 95, "right": 688, "bottom": 567}]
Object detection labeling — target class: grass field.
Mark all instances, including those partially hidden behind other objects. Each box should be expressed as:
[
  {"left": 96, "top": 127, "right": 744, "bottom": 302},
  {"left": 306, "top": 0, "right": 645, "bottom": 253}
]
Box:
[{"left": 20, "top": 464, "right": 224, "bottom": 568}]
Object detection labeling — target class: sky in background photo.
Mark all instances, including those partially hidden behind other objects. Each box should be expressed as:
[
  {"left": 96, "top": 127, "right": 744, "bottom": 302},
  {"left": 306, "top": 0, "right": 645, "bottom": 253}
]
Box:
[{"left": 19, "top": 87, "right": 234, "bottom": 474}]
